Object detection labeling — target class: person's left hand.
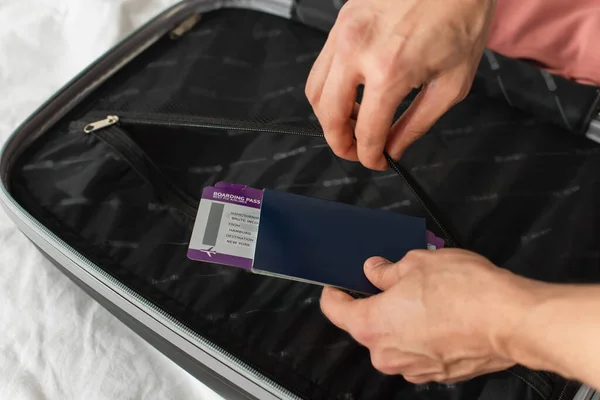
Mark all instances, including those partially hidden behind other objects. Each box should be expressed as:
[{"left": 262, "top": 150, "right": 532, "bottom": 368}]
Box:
[{"left": 320, "top": 248, "right": 546, "bottom": 384}]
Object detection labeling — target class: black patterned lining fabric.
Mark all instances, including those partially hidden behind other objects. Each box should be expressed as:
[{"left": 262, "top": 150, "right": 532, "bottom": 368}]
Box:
[{"left": 8, "top": 7, "right": 600, "bottom": 400}]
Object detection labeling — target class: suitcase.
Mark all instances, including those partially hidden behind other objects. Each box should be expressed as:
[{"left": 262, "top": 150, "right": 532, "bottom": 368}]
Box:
[{"left": 2, "top": 1, "right": 600, "bottom": 399}]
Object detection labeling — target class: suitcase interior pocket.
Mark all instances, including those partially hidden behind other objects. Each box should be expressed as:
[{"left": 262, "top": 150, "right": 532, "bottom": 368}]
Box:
[{"left": 74, "top": 112, "right": 463, "bottom": 248}]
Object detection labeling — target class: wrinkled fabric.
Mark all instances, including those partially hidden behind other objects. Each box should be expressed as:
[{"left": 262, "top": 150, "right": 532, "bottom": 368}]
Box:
[
  {"left": 0, "top": 1, "right": 221, "bottom": 399},
  {"left": 488, "top": 0, "right": 600, "bottom": 86}
]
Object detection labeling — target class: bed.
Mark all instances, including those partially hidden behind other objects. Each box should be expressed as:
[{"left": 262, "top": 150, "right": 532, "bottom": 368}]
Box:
[{"left": 0, "top": 1, "right": 221, "bottom": 398}]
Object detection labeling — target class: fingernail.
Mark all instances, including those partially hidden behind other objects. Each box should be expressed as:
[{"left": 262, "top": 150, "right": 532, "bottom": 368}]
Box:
[{"left": 365, "top": 257, "right": 391, "bottom": 269}]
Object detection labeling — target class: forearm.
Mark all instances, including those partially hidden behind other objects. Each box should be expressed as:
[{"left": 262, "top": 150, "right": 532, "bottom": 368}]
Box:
[{"left": 505, "top": 283, "right": 600, "bottom": 389}]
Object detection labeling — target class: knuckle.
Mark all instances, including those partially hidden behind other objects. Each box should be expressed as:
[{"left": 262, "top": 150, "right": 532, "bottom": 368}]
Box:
[
  {"left": 335, "top": 8, "right": 369, "bottom": 53},
  {"left": 321, "top": 115, "right": 346, "bottom": 134},
  {"left": 450, "top": 82, "right": 471, "bottom": 104},
  {"left": 366, "top": 49, "right": 409, "bottom": 90},
  {"left": 367, "top": 58, "right": 395, "bottom": 89},
  {"left": 305, "top": 84, "right": 316, "bottom": 104},
  {"left": 403, "top": 249, "right": 428, "bottom": 264},
  {"left": 430, "top": 372, "right": 450, "bottom": 383},
  {"left": 335, "top": 4, "right": 361, "bottom": 29},
  {"left": 331, "top": 143, "right": 355, "bottom": 160},
  {"left": 356, "top": 141, "right": 387, "bottom": 170},
  {"left": 370, "top": 352, "right": 387, "bottom": 374},
  {"left": 357, "top": 130, "right": 381, "bottom": 149},
  {"left": 372, "top": 359, "right": 390, "bottom": 375},
  {"left": 403, "top": 369, "right": 449, "bottom": 384},
  {"left": 360, "top": 155, "right": 386, "bottom": 171},
  {"left": 404, "top": 375, "right": 429, "bottom": 384},
  {"left": 337, "top": 28, "right": 363, "bottom": 56},
  {"left": 306, "top": 87, "right": 322, "bottom": 107},
  {"left": 335, "top": 4, "right": 354, "bottom": 24},
  {"left": 388, "top": 141, "right": 410, "bottom": 161},
  {"left": 350, "top": 307, "right": 378, "bottom": 344},
  {"left": 351, "top": 323, "right": 374, "bottom": 345},
  {"left": 371, "top": 352, "right": 400, "bottom": 375}
]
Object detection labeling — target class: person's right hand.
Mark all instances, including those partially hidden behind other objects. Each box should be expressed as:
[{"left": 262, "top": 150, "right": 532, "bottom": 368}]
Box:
[
  {"left": 319, "top": 249, "right": 532, "bottom": 383},
  {"left": 320, "top": 249, "right": 600, "bottom": 390},
  {"left": 306, "top": 0, "right": 497, "bottom": 170}
]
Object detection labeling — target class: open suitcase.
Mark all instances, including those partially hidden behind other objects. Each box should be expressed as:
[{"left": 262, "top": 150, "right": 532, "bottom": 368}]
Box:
[{"left": 2, "top": 1, "right": 600, "bottom": 399}]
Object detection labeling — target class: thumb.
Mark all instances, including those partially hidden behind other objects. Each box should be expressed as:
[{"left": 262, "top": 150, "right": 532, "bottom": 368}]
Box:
[{"left": 364, "top": 257, "right": 400, "bottom": 291}]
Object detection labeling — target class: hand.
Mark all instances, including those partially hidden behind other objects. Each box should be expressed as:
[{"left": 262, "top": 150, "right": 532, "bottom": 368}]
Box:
[
  {"left": 320, "top": 249, "right": 546, "bottom": 384},
  {"left": 306, "top": 0, "right": 497, "bottom": 170}
]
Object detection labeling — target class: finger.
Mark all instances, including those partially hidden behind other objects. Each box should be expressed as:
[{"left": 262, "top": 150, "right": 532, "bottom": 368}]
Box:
[
  {"left": 385, "top": 88, "right": 428, "bottom": 160},
  {"left": 404, "top": 375, "right": 435, "bottom": 385},
  {"left": 364, "top": 257, "right": 399, "bottom": 291},
  {"left": 365, "top": 250, "right": 426, "bottom": 290},
  {"left": 404, "top": 371, "right": 476, "bottom": 385},
  {"left": 320, "top": 287, "right": 375, "bottom": 344},
  {"left": 444, "top": 357, "right": 516, "bottom": 382},
  {"left": 404, "top": 358, "right": 515, "bottom": 385},
  {"left": 351, "top": 102, "right": 360, "bottom": 120},
  {"left": 371, "top": 348, "right": 434, "bottom": 376},
  {"left": 387, "top": 71, "right": 472, "bottom": 160},
  {"left": 349, "top": 103, "right": 360, "bottom": 133},
  {"left": 305, "top": 35, "right": 336, "bottom": 107},
  {"left": 355, "top": 82, "right": 412, "bottom": 170},
  {"left": 370, "top": 347, "right": 403, "bottom": 375},
  {"left": 317, "top": 57, "right": 360, "bottom": 161},
  {"left": 320, "top": 286, "right": 357, "bottom": 331},
  {"left": 441, "top": 360, "right": 515, "bottom": 384}
]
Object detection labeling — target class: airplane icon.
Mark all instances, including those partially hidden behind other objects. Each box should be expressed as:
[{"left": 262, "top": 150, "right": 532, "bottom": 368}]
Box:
[{"left": 199, "top": 247, "right": 217, "bottom": 257}]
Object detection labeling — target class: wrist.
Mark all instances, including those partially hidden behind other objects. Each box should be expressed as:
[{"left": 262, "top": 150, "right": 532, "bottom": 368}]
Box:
[{"left": 488, "top": 272, "right": 555, "bottom": 364}]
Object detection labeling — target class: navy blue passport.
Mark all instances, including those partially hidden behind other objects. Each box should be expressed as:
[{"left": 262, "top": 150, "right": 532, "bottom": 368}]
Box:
[{"left": 253, "top": 189, "right": 427, "bottom": 295}]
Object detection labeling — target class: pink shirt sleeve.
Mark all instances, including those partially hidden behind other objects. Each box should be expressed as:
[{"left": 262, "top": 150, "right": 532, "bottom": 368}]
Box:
[{"left": 487, "top": 0, "right": 600, "bottom": 86}]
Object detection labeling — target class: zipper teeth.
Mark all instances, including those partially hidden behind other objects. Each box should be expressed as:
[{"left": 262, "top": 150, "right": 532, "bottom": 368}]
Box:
[
  {"left": 557, "top": 381, "right": 570, "bottom": 400},
  {"left": 118, "top": 115, "right": 458, "bottom": 246},
  {"left": 120, "top": 117, "right": 325, "bottom": 138},
  {"left": 1, "top": 187, "right": 300, "bottom": 400},
  {"left": 383, "top": 153, "right": 459, "bottom": 248},
  {"left": 507, "top": 367, "right": 553, "bottom": 400}
]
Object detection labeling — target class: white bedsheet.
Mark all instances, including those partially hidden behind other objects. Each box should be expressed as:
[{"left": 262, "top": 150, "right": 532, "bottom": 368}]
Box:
[{"left": 0, "top": 1, "right": 223, "bottom": 399}]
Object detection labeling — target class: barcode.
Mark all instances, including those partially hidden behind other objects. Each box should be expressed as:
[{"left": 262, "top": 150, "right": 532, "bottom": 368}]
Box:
[{"left": 202, "top": 202, "right": 225, "bottom": 246}]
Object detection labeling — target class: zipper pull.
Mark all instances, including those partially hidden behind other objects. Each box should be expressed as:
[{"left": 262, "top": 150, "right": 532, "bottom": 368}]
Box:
[
  {"left": 169, "top": 13, "right": 202, "bottom": 40},
  {"left": 84, "top": 116, "right": 119, "bottom": 133},
  {"left": 586, "top": 111, "right": 600, "bottom": 145}
]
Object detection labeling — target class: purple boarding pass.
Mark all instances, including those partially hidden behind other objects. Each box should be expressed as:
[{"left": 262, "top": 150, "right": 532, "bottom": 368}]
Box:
[
  {"left": 187, "top": 182, "right": 264, "bottom": 270},
  {"left": 427, "top": 230, "right": 445, "bottom": 250}
]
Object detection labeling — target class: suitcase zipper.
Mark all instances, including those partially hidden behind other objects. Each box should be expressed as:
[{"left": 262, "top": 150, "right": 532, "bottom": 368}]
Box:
[
  {"left": 84, "top": 114, "right": 326, "bottom": 138},
  {"left": 169, "top": 13, "right": 202, "bottom": 40},
  {"left": 0, "top": 182, "right": 303, "bottom": 400},
  {"left": 84, "top": 115, "right": 120, "bottom": 132},
  {"left": 84, "top": 114, "right": 462, "bottom": 248}
]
